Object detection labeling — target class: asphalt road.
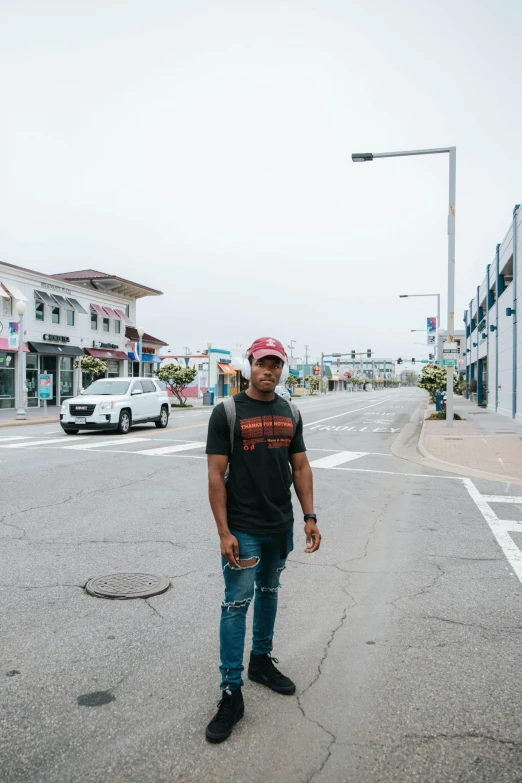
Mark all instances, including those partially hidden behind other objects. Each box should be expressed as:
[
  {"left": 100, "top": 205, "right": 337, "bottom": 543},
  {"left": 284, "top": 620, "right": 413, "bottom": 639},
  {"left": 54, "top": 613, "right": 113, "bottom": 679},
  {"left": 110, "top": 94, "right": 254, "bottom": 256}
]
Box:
[{"left": 2, "top": 389, "right": 522, "bottom": 783}]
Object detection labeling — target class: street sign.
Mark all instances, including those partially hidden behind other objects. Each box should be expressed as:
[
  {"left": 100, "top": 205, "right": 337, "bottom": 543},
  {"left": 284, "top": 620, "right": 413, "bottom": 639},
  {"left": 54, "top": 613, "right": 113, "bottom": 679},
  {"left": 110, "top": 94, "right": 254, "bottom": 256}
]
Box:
[
  {"left": 443, "top": 358, "right": 458, "bottom": 366},
  {"left": 39, "top": 374, "right": 52, "bottom": 399}
]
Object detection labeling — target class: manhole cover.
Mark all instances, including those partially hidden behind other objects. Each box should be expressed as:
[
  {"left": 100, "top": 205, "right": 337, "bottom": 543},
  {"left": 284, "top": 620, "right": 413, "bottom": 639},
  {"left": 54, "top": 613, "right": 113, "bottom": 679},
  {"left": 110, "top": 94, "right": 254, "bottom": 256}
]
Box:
[{"left": 85, "top": 573, "right": 171, "bottom": 600}]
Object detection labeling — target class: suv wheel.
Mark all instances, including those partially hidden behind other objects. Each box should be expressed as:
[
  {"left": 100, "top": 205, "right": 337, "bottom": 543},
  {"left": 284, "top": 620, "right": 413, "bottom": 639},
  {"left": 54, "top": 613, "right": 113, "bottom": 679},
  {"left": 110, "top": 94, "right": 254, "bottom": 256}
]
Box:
[
  {"left": 63, "top": 428, "right": 79, "bottom": 435},
  {"left": 117, "top": 410, "right": 131, "bottom": 434},
  {"left": 155, "top": 405, "right": 169, "bottom": 429}
]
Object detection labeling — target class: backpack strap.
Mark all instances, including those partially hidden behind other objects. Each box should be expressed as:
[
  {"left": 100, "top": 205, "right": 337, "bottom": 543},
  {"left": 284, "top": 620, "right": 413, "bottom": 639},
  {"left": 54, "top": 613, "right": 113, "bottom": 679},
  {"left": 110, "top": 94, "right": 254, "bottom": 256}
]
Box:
[
  {"left": 223, "top": 396, "right": 236, "bottom": 455},
  {"left": 288, "top": 400, "right": 300, "bottom": 429}
]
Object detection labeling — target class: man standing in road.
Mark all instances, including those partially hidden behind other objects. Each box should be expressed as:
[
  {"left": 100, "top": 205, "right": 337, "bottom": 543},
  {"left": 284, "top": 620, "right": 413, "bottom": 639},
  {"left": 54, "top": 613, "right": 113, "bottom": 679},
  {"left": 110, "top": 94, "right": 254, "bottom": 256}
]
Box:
[{"left": 205, "top": 336, "right": 321, "bottom": 743}]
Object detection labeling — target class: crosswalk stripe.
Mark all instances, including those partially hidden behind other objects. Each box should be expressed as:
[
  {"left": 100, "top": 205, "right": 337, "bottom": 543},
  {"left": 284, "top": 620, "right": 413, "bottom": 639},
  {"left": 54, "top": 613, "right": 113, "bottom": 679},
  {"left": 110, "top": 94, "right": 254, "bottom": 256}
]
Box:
[
  {"left": 63, "top": 438, "right": 152, "bottom": 450},
  {"left": 132, "top": 441, "right": 206, "bottom": 456},
  {"left": 309, "top": 451, "right": 369, "bottom": 468},
  {"left": 0, "top": 436, "right": 87, "bottom": 449}
]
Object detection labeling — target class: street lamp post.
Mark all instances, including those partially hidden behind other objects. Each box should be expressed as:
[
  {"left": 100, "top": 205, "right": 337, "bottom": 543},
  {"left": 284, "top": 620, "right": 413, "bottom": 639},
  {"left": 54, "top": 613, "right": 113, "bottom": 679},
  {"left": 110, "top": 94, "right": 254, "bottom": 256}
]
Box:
[
  {"left": 15, "top": 300, "right": 26, "bottom": 420},
  {"left": 207, "top": 341, "right": 213, "bottom": 401},
  {"left": 400, "top": 294, "right": 441, "bottom": 361},
  {"left": 353, "top": 146, "right": 456, "bottom": 426},
  {"left": 137, "top": 327, "right": 145, "bottom": 377}
]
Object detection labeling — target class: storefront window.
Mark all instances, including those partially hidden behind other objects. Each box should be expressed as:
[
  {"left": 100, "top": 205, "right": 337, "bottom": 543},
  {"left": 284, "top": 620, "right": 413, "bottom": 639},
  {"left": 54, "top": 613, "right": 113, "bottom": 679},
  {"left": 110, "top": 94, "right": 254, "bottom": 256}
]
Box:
[
  {"left": 2, "top": 297, "right": 12, "bottom": 317},
  {"left": 26, "top": 354, "right": 39, "bottom": 408},
  {"left": 59, "top": 356, "right": 74, "bottom": 402},
  {"left": 35, "top": 301, "right": 44, "bottom": 321},
  {"left": 114, "top": 320, "right": 121, "bottom": 334},
  {"left": 144, "top": 363, "right": 153, "bottom": 378},
  {"left": 103, "top": 318, "right": 110, "bottom": 333},
  {"left": 66, "top": 309, "right": 74, "bottom": 326},
  {"left": 52, "top": 306, "right": 60, "bottom": 324},
  {"left": 107, "top": 360, "right": 120, "bottom": 378},
  {"left": 0, "top": 352, "right": 15, "bottom": 408},
  {"left": 91, "top": 312, "right": 97, "bottom": 330}
]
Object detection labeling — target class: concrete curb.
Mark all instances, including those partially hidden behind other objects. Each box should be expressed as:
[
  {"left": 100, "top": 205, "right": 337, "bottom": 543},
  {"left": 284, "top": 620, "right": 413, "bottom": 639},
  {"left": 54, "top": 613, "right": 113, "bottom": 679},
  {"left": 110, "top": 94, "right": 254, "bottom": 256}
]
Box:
[
  {"left": 0, "top": 416, "right": 60, "bottom": 428},
  {"left": 391, "top": 398, "right": 522, "bottom": 486}
]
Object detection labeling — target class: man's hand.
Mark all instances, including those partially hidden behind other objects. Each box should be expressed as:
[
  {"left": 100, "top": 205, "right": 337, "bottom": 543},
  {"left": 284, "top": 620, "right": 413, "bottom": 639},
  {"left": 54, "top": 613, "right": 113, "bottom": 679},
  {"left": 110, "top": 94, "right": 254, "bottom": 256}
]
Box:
[
  {"left": 304, "top": 520, "right": 321, "bottom": 553},
  {"left": 220, "top": 532, "right": 240, "bottom": 567}
]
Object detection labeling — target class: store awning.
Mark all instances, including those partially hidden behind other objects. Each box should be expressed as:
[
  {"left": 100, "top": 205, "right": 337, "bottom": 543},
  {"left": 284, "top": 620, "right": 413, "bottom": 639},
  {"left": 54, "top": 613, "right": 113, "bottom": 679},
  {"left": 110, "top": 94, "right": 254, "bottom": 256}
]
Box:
[
  {"left": 289, "top": 369, "right": 299, "bottom": 377},
  {"left": 115, "top": 308, "right": 132, "bottom": 324},
  {"left": 1, "top": 281, "right": 28, "bottom": 301},
  {"left": 102, "top": 306, "right": 121, "bottom": 320},
  {"left": 34, "top": 290, "right": 56, "bottom": 307},
  {"left": 332, "top": 373, "right": 344, "bottom": 382},
  {"left": 65, "top": 297, "right": 88, "bottom": 314},
  {"left": 0, "top": 338, "right": 29, "bottom": 352},
  {"left": 90, "top": 303, "right": 107, "bottom": 319},
  {"left": 28, "top": 342, "right": 83, "bottom": 356},
  {"left": 127, "top": 351, "right": 160, "bottom": 363},
  {"left": 324, "top": 365, "right": 332, "bottom": 378},
  {"left": 84, "top": 347, "right": 129, "bottom": 361},
  {"left": 51, "top": 293, "right": 72, "bottom": 309},
  {"left": 218, "top": 362, "right": 236, "bottom": 375}
]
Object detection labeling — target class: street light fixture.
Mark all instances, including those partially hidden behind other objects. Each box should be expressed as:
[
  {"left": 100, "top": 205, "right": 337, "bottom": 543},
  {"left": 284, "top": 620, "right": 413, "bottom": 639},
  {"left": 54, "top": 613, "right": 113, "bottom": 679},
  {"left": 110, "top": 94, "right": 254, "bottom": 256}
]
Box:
[
  {"left": 15, "top": 300, "right": 26, "bottom": 420},
  {"left": 137, "top": 326, "right": 145, "bottom": 377},
  {"left": 353, "top": 146, "right": 456, "bottom": 426}
]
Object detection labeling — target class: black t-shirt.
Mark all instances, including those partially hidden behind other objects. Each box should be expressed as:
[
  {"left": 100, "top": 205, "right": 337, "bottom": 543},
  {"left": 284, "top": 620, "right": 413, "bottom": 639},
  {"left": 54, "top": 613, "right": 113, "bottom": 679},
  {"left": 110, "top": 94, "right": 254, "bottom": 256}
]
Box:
[{"left": 206, "top": 391, "right": 306, "bottom": 535}]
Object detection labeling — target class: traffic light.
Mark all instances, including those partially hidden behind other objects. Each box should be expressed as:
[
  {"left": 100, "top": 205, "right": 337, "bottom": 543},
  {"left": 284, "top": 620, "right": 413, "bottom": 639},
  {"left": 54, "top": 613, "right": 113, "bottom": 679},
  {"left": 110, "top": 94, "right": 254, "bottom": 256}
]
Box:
[
  {"left": 397, "top": 358, "right": 403, "bottom": 364},
  {"left": 367, "top": 349, "right": 372, "bottom": 358},
  {"left": 411, "top": 357, "right": 416, "bottom": 364},
  {"left": 351, "top": 350, "right": 356, "bottom": 360}
]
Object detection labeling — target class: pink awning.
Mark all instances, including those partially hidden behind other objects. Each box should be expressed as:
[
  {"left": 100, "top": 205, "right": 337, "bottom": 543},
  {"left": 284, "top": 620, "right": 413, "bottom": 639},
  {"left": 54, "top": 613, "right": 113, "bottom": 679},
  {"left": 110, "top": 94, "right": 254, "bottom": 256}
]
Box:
[
  {"left": 102, "top": 306, "right": 121, "bottom": 320},
  {"left": 84, "top": 347, "right": 129, "bottom": 360},
  {"left": 90, "top": 303, "right": 107, "bottom": 318},
  {"left": 0, "top": 338, "right": 30, "bottom": 352},
  {"left": 114, "top": 308, "right": 132, "bottom": 324}
]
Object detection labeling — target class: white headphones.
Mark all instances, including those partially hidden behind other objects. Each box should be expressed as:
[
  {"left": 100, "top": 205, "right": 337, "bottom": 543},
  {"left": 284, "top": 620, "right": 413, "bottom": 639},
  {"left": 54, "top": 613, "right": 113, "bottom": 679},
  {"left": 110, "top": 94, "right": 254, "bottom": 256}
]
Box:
[{"left": 242, "top": 352, "right": 289, "bottom": 384}]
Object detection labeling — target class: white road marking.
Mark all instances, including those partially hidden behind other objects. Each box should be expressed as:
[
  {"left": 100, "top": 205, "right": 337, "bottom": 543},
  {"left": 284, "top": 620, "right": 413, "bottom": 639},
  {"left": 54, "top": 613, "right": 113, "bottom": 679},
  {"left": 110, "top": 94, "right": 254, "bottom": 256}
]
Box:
[
  {"left": 309, "top": 451, "right": 369, "bottom": 468},
  {"left": 482, "top": 495, "right": 522, "bottom": 504},
  {"left": 132, "top": 441, "right": 206, "bottom": 456},
  {"left": 0, "top": 436, "right": 32, "bottom": 442},
  {"left": 0, "top": 436, "right": 87, "bottom": 448},
  {"left": 303, "top": 400, "right": 387, "bottom": 427},
  {"left": 64, "top": 438, "right": 152, "bottom": 450},
  {"left": 462, "top": 478, "right": 522, "bottom": 585}
]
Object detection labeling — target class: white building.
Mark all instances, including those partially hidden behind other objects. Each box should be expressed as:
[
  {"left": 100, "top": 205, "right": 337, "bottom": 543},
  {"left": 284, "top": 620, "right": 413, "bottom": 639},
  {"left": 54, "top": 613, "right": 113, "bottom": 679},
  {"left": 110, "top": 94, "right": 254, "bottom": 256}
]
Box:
[
  {"left": 464, "top": 204, "right": 521, "bottom": 418},
  {"left": 0, "top": 262, "right": 164, "bottom": 410}
]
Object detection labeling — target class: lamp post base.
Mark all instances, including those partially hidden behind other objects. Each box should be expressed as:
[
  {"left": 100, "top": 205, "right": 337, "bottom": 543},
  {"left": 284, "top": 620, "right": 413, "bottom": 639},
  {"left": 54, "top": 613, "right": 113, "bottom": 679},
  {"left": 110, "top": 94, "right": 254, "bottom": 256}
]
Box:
[{"left": 15, "top": 407, "right": 27, "bottom": 420}]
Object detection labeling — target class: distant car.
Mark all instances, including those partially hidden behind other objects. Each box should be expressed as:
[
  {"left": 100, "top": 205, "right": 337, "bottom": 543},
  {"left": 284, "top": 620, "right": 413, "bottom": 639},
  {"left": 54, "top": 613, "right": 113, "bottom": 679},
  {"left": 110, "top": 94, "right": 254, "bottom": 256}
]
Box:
[
  {"left": 60, "top": 377, "right": 170, "bottom": 435},
  {"left": 275, "top": 385, "right": 291, "bottom": 402}
]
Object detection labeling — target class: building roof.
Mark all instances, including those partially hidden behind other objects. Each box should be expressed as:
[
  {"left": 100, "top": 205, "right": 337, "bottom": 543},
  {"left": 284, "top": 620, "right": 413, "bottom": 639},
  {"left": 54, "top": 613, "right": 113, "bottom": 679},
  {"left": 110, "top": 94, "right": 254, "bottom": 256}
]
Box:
[
  {"left": 51, "top": 269, "right": 162, "bottom": 299},
  {"left": 125, "top": 326, "right": 168, "bottom": 347}
]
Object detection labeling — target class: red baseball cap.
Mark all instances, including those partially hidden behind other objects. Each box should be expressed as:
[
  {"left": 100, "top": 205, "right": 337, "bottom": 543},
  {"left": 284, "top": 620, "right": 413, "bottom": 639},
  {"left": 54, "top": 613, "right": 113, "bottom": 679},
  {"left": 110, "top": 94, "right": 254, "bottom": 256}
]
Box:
[{"left": 248, "top": 336, "right": 287, "bottom": 363}]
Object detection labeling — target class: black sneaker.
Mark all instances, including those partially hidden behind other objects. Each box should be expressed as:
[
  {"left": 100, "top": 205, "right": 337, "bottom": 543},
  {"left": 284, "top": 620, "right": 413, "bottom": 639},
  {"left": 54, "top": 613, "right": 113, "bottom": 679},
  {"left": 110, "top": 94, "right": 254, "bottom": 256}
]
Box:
[
  {"left": 205, "top": 687, "right": 244, "bottom": 743},
  {"left": 248, "top": 653, "right": 296, "bottom": 695}
]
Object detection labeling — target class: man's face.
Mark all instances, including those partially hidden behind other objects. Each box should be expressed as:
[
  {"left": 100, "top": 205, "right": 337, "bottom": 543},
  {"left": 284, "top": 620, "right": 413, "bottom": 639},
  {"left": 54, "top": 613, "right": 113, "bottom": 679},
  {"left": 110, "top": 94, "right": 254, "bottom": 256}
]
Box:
[{"left": 250, "top": 355, "right": 283, "bottom": 393}]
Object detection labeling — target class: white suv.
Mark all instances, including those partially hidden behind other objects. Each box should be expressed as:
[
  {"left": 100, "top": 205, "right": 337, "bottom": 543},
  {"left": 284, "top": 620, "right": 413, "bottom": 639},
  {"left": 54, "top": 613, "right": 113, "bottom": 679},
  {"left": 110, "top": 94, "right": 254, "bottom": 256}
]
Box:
[{"left": 60, "top": 377, "right": 170, "bottom": 435}]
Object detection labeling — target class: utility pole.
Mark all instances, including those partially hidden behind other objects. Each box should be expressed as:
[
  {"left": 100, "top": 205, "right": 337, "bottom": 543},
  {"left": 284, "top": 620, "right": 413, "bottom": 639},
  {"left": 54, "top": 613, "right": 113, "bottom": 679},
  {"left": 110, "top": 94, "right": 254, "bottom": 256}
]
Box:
[
  {"left": 304, "top": 344, "right": 309, "bottom": 367},
  {"left": 287, "top": 340, "right": 296, "bottom": 359}
]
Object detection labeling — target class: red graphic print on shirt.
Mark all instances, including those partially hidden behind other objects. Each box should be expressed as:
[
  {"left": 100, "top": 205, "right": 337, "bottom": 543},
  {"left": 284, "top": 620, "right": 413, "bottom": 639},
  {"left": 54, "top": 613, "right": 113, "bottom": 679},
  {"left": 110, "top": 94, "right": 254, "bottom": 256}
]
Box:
[{"left": 240, "top": 414, "right": 293, "bottom": 451}]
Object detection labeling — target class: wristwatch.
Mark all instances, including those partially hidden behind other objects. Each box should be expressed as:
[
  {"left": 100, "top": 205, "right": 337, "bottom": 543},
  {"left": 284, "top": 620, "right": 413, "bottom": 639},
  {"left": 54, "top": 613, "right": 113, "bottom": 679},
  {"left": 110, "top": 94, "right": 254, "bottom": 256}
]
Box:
[{"left": 303, "top": 513, "right": 317, "bottom": 522}]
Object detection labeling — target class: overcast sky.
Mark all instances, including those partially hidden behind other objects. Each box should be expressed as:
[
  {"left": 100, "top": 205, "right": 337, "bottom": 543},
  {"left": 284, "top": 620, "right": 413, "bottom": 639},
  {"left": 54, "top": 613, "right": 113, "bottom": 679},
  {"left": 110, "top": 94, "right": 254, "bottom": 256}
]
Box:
[{"left": 1, "top": 0, "right": 521, "bottom": 364}]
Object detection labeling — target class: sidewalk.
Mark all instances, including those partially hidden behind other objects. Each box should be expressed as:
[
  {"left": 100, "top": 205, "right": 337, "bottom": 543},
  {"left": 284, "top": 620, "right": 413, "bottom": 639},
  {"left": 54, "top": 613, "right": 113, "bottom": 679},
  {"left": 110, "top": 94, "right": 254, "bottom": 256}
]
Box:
[
  {"left": 419, "top": 396, "right": 522, "bottom": 481},
  {"left": 0, "top": 406, "right": 60, "bottom": 428}
]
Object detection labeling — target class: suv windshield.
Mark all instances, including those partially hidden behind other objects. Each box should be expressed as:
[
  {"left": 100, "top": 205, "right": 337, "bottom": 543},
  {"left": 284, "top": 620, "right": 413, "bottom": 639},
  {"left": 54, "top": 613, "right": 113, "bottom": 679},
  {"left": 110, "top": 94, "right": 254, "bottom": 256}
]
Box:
[{"left": 82, "top": 380, "right": 130, "bottom": 396}]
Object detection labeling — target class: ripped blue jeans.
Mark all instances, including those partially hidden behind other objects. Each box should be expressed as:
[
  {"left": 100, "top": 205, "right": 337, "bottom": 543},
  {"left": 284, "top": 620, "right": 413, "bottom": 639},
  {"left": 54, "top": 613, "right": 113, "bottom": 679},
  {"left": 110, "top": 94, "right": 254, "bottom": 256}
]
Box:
[{"left": 219, "top": 527, "right": 294, "bottom": 691}]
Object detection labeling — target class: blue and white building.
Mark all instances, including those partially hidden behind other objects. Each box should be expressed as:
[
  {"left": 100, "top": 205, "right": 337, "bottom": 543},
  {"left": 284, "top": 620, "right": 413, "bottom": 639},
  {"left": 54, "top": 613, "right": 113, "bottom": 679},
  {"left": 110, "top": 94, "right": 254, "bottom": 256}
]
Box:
[{"left": 464, "top": 204, "right": 522, "bottom": 419}]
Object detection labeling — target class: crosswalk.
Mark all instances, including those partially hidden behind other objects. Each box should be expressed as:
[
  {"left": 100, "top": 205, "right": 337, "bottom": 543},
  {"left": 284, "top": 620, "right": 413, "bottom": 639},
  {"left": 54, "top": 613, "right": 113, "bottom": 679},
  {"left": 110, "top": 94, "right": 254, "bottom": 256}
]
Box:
[{"left": 0, "top": 435, "right": 390, "bottom": 466}]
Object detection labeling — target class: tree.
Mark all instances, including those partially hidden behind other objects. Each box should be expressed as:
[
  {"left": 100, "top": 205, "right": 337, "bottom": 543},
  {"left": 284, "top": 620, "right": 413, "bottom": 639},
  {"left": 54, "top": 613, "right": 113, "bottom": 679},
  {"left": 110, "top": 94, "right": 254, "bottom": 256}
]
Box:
[
  {"left": 304, "top": 375, "right": 320, "bottom": 392},
  {"left": 156, "top": 363, "right": 198, "bottom": 406},
  {"left": 418, "top": 364, "right": 459, "bottom": 402},
  {"left": 286, "top": 374, "right": 299, "bottom": 387},
  {"left": 74, "top": 355, "right": 107, "bottom": 379}
]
